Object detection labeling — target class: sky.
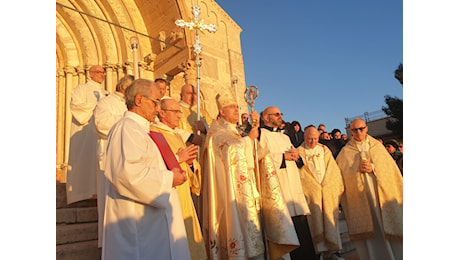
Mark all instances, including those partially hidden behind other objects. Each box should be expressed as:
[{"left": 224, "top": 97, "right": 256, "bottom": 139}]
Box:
[
  {"left": 2, "top": 1, "right": 460, "bottom": 258},
  {"left": 214, "top": 0, "right": 403, "bottom": 135}
]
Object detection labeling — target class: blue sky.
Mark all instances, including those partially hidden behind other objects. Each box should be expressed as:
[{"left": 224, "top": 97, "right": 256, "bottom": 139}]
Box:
[
  {"left": 215, "top": 0, "right": 403, "bottom": 134},
  {"left": 2, "top": 1, "right": 459, "bottom": 258}
]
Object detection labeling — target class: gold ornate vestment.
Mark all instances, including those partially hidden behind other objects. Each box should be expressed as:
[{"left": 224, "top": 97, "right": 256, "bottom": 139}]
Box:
[
  {"left": 150, "top": 122, "right": 206, "bottom": 260},
  {"left": 201, "top": 118, "right": 299, "bottom": 260},
  {"left": 336, "top": 135, "right": 403, "bottom": 242},
  {"left": 298, "top": 144, "right": 344, "bottom": 251},
  {"left": 258, "top": 151, "right": 303, "bottom": 259},
  {"left": 178, "top": 100, "right": 212, "bottom": 134}
]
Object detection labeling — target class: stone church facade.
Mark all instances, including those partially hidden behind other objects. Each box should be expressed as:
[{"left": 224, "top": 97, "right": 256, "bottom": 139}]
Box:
[{"left": 56, "top": 0, "right": 248, "bottom": 182}]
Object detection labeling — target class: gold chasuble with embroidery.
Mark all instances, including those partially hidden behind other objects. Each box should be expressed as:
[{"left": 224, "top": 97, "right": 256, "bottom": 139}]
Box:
[
  {"left": 336, "top": 135, "right": 403, "bottom": 242},
  {"left": 150, "top": 122, "right": 206, "bottom": 260},
  {"left": 201, "top": 118, "right": 299, "bottom": 260},
  {"left": 178, "top": 100, "right": 212, "bottom": 134},
  {"left": 298, "top": 143, "right": 344, "bottom": 252}
]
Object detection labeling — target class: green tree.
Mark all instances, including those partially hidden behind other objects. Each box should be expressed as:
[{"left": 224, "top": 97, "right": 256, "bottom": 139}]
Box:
[
  {"left": 382, "top": 95, "right": 403, "bottom": 139},
  {"left": 394, "top": 63, "right": 403, "bottom": 85},
  {"left": 382, "top": 63, "right": 403, "bottom": 139}
]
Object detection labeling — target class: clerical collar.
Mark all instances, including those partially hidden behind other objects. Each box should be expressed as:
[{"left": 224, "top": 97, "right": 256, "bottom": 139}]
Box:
[
  {"left": 353, "top": 136, "right": 369, "bottom": 145},
  {"left": 179, "top": 100, "right": 194, "bottom": 109},
  {"left": 88, "top": 79, "right": 102, "bottom": 86},
  {"left": 261, "top": 125, "right": 282, "bottom": 132},
  {"left": 113, "top": 91, "right": 125, "bottom": 100},
  {"left": 151, "top": 121, "right": 174, "bottom": 132},
  {"left": 305, "top": 145, "right": 320, "bottom": 152}
]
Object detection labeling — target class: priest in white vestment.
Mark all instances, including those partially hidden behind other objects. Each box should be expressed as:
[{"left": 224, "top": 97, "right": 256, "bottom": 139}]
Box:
[
  {"left": 67, "top": 65, "right": 108, "bottom": 204},
  {"left": 102, "top": 79, "right": 190, "bottom": 260},
  {"left": 298, "top": 125, "right": 344, "bottom": 259},
  {"left": 93, "top": 74, "right": 133, "bottom": 248},
  {"left": 336, "top": 118, "right": 403, "bottom": 260},
  {"left": 258, "top": 106, "right": 316, "bottom": 260},
  {"left": 201, "top": 93, "right": 299, "bottom": 260}
]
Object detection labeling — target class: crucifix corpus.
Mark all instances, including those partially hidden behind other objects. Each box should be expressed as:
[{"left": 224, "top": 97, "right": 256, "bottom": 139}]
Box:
[{"left": 175, "top": 5, "right": 217, "bottom": 135}]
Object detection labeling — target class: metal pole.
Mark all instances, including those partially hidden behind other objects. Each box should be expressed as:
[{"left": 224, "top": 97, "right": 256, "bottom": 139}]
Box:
[
  {"left": 232, "top": 75, "right": 240, "bottom": 125},
  {"left": 175, "top": 5, "right": 217, "bottom": 135},
  {"left": 195, "top": 29, "right": 201, "bottom": 135},
  {"left": 130, "top": 37, "right": 139, "bottom": 79}
]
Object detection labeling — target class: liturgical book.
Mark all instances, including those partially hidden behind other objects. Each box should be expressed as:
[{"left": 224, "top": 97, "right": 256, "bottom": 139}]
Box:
[{"left": 149, "top": 131, "right": 181, "bottom": 170}]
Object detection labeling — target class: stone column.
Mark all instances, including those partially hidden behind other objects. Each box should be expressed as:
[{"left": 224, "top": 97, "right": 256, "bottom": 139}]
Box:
[
  {"left": 182, "top": 59, "right": 197, "bottom": 87},
  {"left": 104, "top": 63, "right": 117, "bottom": 93},
  {"left": 138, "top": 61, "right": 146, "bottom": 79},
  {"left": 116, "top": 63, "right": 125, "bottom": 82},
  {"left": 77, "top": 66, "right": 86, "bottom": 85},
  {"left": 124, "top": 61, "right": 134, "bottom": 78},
  {"left": 62, "top": 66, "right": 77, "bottom": 182},
  {"left": 166, "top": 75, "right": 174, "bottom": 97},
  {"left": 56, "top": 68, "right": 66, "bottom": 182}
]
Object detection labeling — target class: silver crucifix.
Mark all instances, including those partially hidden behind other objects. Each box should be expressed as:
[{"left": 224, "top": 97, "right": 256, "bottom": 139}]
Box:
[{"left": 175, "top": 5, "right": 217, "bottom": 135}]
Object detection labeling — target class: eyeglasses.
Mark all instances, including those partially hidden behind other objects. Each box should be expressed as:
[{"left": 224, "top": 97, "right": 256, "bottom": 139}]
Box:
[
  {"left": 162, "top": 109, "right": 183, "bottom": 114},
  {"left": 143, "top": 96, "right": 160, "bottom": 105},
  {"left": 267, "top": 112, "right": 283, "bottom": 117},
  {"left": 351, "top": 126, "right": 367, "bottom": 132}
]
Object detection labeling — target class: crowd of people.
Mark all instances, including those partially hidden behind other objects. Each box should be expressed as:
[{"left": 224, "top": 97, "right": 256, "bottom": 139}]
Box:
[{"left": 66, "top": 66, "right": 403, "bottom": 260}]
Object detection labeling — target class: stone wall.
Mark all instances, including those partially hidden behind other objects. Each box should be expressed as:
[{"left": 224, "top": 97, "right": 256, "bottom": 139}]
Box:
[{"left": 56, "top": 0, "right": 248, "bottom": 181}]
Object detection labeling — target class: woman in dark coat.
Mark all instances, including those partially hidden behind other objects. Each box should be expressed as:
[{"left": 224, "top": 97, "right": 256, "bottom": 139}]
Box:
[
  {"left": 288, "top": 121, "right": 304, "bottom": 148},
  {"left": 385, "top": 139, "right": 403, "bottom": 175},
  {"left": 330, "top": 128, "right": 346, "bottom": 158}
]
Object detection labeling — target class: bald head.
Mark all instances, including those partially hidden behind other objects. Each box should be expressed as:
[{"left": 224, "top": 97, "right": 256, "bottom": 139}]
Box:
[
  {"left": 350, "top": 118, "right": 368, "bottom": 142},
  {"left": 304, "top": 125, "right": 319, "bottom": 149},
  {"left": 180, "top": 84, "right": 197, "bottom": 106},
  {"left": 262, "top": 106, "right": 283, "bottom": 128},
  {"left": 89, "top": 65, "right": 105, "bottom": 84}
]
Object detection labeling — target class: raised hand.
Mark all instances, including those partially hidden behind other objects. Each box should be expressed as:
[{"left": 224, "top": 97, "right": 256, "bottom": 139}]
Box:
[{"left": 176, "top": 144, "right": 198, "bottom": 165}]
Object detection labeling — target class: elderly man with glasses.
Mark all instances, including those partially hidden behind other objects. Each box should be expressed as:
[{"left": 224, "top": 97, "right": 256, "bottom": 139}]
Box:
[
  {"left": 102, "top": 79, "right": 190, "bottom": 259},
  {"left": 336, "top": 118, "right": 403, "bottom": 260},
  {"left": 150, "top": 98, "right": 206, "bottom": 260},
  {"left": 67, "top": 65, "right": 109, "bottom": 205}
]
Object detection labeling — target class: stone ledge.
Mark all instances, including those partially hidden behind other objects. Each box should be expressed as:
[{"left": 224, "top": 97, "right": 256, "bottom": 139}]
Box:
[
  {"left": 56, "top": 222, "right": 98, "bottom": 245},
  {"left": 57, "top": 207, "right": 98, "bottom": 224},
  {"left": 56, "top": 240, "right": 101, "bottom": 260},
  {"left": 56, "top": 182, "right": 97, "bottom": 209}
]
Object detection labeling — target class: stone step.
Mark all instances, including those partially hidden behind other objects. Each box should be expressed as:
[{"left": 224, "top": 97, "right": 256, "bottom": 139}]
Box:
[
  {"left": 56, "top": 240, "right": 101, "bottom": 260},
  {"left": 338, "top": 215, "right": 359, "bottom": 259},
  {"left": 57, "top": 206, "right": 98, "bottom": 224},
  {"left": 57, "top": 222, "right": 98, "bottom": 245},
  {"left": 56, "top": 182, "right": 97, "bottom": 209}
]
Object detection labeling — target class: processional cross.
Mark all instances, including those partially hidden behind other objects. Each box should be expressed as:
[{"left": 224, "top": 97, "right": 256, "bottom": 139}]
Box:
[{"left": 175, "top": 5, "right": 217, "bottom": 135}]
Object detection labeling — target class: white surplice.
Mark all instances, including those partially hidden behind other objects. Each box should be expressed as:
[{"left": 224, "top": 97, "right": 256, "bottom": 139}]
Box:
[
  {"left": 258, "top": 128, "right": 310, "bottom": 217},
  {"left": 93, "top": 91, "right": 127, "bottom": 248},
  {"left": 102, "top": 111, "right": 190, "bottom": 260},
  {"left": 258, "top": 128, "right": 313, "bottom": 259},
  {"left": 67, "top": 80, "right": 108, "bottom": 204}
]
